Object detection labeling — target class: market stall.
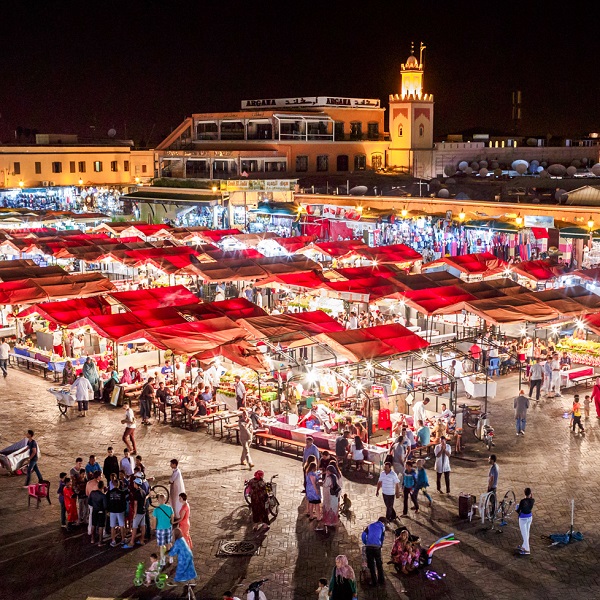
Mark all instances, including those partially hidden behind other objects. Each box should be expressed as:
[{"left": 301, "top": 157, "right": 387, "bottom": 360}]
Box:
[{"left": 422, "top": 252, "right": 508, "bottom": 282}]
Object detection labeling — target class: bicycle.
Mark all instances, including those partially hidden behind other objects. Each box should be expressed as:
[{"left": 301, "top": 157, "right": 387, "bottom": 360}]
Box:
[
  {"left": 244, "top": 474, "right": 279, "bottom": 517},
  {"left": 147, "top": 483, "right": 170, "bottom": 507},
  {"left": 133, "top": 560, "right": 168, "bottom": 589},
  {"left": 478, "top": 488, "right": 517, "bottom": 532},
  {"left": 459, "top": 403, "right": 494, "bottom": 449},
  {"left": 459, "top": 403, "right": 482, "bottom": 429}
]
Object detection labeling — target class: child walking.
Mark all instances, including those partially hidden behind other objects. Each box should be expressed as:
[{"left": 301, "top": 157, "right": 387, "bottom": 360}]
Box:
[
  {"left": 316, "top": 577, "right": 329, "bottom": 600},
  {"left": 583, "top": 395, "right": 591, "bottom": 419},
  {"left": 571, "top": 396, "right": 585, "bottom": 434},
  {"left": 415, "top": 459, "right": 433, "bottom": 507}
]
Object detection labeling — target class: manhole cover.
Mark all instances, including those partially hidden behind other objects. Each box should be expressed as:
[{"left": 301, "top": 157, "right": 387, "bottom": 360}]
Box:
[{"left": 216, "top": 540, "right": 261, "bottom": 557}]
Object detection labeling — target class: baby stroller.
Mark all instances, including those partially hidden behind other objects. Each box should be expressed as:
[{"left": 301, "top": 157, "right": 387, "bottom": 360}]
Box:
[{"left": 0, "top": 438, "right": 30, "bottom": 475}]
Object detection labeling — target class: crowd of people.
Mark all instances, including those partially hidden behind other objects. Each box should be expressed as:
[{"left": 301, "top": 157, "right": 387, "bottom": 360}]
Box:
[{"left": 53, "top": 447, "right": 196, "bottom": 586}]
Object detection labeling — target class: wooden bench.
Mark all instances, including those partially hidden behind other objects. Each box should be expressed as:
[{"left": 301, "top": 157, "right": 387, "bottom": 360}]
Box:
[
  {"left": 569, "top": 374, "right": 596, "bottom": 389},
  {"left": 348, "top": 458, "right": 376, "bottom": 476},
  {"left": 411, "top": 442, "right": 436, "bottom": 459},
  {"left": 254, "top": 432, "right": 305, "bottom": 459},
  {"left": 9, "top": 353, "right": 49, "bottom": 379}
]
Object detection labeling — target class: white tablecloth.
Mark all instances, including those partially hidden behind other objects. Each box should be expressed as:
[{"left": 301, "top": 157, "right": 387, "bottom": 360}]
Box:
[{"left": 463, "top": 378, "right": 497, "bottom": 399}]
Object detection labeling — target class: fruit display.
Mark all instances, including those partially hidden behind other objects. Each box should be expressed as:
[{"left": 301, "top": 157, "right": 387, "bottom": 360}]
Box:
[
  {"left": 556, "top": 338, "right": 600, "bottom": 367},
  {"left": 217, "top": 368, "right": 278, "bottom": 403}
]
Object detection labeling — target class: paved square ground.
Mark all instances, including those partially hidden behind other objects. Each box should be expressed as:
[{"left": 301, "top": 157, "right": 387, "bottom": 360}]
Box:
[{"left": 1, "top": 366, "right": 599, "bottom": 600}]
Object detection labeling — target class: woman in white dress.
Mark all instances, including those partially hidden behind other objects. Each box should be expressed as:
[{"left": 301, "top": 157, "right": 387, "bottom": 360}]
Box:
[{"left": 169, "top": 459, "right": 186, "bottom": 518}]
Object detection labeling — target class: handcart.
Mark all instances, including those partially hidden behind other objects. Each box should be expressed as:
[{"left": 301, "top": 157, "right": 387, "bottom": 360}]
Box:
[
  {"left": 0, "top": 438, "right": 30, "bottom": 475},
  {"left": 48, "top": 386, "right": 77, "bottom": 415}
]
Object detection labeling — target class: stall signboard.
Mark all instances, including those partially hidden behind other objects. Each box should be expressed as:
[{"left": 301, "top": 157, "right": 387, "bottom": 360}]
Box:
[
  {"left": 322, "top": 205, "right": 362, "bottom": 221},
  {"left": 524, "top": 215, "right": 554, "bottom": 228},
  {"left": 221, "top": 179, "right": 297, "bottom": 192},
  {"left": 241, "top": 97, "right": 380, "bottom": 109}
]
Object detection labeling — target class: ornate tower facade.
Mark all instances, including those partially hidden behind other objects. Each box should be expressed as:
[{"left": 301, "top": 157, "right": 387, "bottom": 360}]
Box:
[{"left": 386, "top": 43, "right": 434, "bottom": 178}]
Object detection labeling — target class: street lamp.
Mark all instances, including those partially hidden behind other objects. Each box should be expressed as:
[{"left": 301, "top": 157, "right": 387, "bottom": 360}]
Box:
[
  {"left": 78, "top": 179, "right": 83, "bottom": 186},
  {"left": 588, "top": 216, "right": 594, "bottom": 231}
]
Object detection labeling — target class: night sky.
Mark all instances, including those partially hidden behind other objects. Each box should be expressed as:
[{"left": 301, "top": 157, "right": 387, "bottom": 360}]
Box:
[{"left": 2, "top": 2, "right": 598, "bottom": 146}]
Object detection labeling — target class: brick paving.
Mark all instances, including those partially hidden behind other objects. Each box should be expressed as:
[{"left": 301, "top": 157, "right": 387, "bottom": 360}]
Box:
[{"left": 1, "top": 365, "right": 600, "bottom": 600}]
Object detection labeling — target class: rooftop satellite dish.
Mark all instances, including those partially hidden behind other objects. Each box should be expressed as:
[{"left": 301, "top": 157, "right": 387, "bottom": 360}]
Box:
[
  {"left": 349, "top": 185, "right": 368, "bottom": 196},
  {"left": 108, "top": 128, "right": 117, "bottom": 138}
]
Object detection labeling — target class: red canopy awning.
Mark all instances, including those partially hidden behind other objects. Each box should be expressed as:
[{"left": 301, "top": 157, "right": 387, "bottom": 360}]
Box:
[
  {"left": 273, "top": 235, "right": 317, "bottom": 253},
  {"left": 17, "top": 296, "right": 111, "bottom": 324},
  {"left": 255, "top": 270, "right": 328, "bottom": 290},
  {"left": 194, "top": 341, "right": 271, "bottom": 372},
  {"left": 317, "top": 323, "right": 429, "bottom": 362},
  {"left": 108, "top": 285, "right": 199, "bottom": 311},
  {"left": 331, "top": 265, "right": 404, "bottom": 281},
  {"left": 401, "top": 285, "right": 478, "bottom": 316},
  {"left": 0, "top": 273, "right": 115, "bottom": 305},
  {"left": 117, "top": 317, "right": 250, "bottom": 353},
  {"left": 239, "top": 311, "right": 344, "bottom": 345},
  {"left": 325, "top": 276, "right": 406, "bottom": 302},
  {"left": 510, "top": 260, "right": 564, "bottom": 282},
  {"left": 423, "top": 252, "right": 507, "bottom": 278},
  {"left": 355, "top": 243, "right": 422, "bottom": 264}
]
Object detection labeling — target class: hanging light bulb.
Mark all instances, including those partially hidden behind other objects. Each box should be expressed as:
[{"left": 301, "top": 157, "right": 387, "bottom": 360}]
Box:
[
  {"left": 515, "top": 213, "right": 523, "bottom": 226},
  {"left": 459, "top": 211, "right": 465, "bottom": 222},
  {"left": 401, "top": 207, "right": 408, "bottom": 218},
  {"left": 588, "top": 216, "right": 594, "bottom": 230}
]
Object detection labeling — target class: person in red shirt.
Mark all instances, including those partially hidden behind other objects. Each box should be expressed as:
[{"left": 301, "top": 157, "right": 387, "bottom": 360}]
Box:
[{"left": 470, "top": 342, "right": 482, "bottom": 372}]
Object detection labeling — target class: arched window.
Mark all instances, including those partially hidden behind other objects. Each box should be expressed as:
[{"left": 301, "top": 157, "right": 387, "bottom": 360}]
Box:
[
  {"left": 398, "top": 125, "right": 403, "bottom": 137},
  {"left": 419, "top": 124, "right": 424, "bottom": 137}
]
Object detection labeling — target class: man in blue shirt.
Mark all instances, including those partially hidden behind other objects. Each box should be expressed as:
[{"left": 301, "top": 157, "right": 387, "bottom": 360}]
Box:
[
  {"left": 361, "top": 516, "right": 387, "bottom": 586},
  {"left": 416, "top": 420, "right": 431, "bottom": 447},
  {"left": 302, "top": 436, "right": 320, "bottom": 466},
  {"left": 85, "top": 454, "right": 102, "bottom": 478}
]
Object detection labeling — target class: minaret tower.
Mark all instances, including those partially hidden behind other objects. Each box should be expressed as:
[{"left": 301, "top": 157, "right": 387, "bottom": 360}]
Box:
[{"left": 386, "top": 42, "right": 434, "bottom": 177}]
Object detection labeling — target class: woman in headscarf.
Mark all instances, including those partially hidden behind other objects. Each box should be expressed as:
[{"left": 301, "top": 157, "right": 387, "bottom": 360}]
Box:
[
  {"left": 101, "top": 365, "right": 120, "bottom": 403},
  {"left": 120, "top": 368, "right": 132, "bottom": 385},
  {"left": 82, "top": 357, "right": 100, "bottom": 400},
  {"left": 321, "top": 464, "right": 341, "bottom": 533},
  {"left": 167, "top": 527, "right": 197, "bottom": 583},
  {"left": 62, "top": 360, "right": 75, "bottom": 386},
  {"left": 247, "top": 469, "right": 270, "bottom": 532},
  {"left": 329, "top": 555, "right": 357, "bottom": 600}
]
